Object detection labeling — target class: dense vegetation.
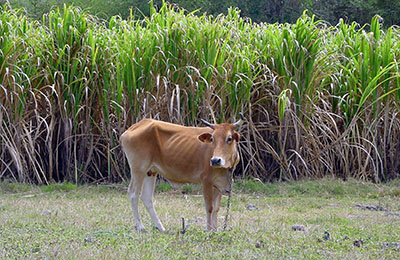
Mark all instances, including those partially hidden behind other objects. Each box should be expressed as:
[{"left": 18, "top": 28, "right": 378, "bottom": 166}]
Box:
[
  {"left": 5, "top": 0, "right": 400, "bottom": 27},
  {"left": 1, "top": 3, "right": 400, "bottom": 184}
]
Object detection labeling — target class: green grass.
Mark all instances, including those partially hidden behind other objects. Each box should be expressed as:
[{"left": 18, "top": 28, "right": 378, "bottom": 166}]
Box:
[
  {"left": 1, "top": 179, "right": 400, "bottom": 259},
  {"left": 39, "top": 182, "right": 77, "bottom": 192}
]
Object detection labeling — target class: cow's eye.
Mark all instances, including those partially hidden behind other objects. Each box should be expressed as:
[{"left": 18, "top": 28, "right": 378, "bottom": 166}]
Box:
[
  {"left": 226, "top": 136, "right": 232, "bottom": 143},
  {"left": 210, "top": 136, "right": 214, "bottom": 143}
]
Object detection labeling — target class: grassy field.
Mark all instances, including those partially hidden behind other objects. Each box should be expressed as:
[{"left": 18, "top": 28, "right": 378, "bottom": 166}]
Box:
[{"left": 1, "top": 179, "right": 400, "bottom": 259}]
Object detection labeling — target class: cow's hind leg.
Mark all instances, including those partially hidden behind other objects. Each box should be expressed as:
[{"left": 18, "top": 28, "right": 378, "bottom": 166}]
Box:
[
  {"left": 141, "top": 173, "right": 165, "bottom": 232},
  {"left": 128, "top": 172, "right": 146, "bottom": 231}
]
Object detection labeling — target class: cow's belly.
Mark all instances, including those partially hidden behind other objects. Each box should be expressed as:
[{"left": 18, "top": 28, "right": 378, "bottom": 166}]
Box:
[{"left": 152, "top": 163, "right": 202, "bottom": 184}]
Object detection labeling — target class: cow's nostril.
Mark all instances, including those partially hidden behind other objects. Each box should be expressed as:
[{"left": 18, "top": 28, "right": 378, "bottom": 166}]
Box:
[{"left": 210, "top": 158, "right": 222, "bottom": 166}]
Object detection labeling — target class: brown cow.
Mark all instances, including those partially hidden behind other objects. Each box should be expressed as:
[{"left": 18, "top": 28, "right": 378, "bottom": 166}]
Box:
[{"left": 120, "top": 118, "right": 242, "bottom": 231}]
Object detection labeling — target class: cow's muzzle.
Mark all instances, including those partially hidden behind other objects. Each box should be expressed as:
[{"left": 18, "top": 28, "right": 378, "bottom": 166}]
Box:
[{"left": 210, "top": 157, "right": 224, "bottom": 167}]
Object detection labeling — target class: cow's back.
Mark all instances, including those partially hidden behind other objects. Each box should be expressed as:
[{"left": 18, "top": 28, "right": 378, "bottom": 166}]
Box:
[{"left": 121, "top": 119, "right": 209, "bottom": 147}]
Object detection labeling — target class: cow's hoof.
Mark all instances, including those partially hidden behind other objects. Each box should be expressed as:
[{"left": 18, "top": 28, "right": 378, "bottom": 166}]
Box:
[
  {"left": 135, "top": 224, "right": 145, "bottom": 232},
  {"left": 206, "top": 227, "right": 217, "bottom": 232},
  {"left": 155, "top": 226, "right": 166, "bottom": 232}
]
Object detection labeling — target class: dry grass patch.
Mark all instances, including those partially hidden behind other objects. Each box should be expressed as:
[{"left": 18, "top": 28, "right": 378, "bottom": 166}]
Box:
[{"left": 1, "top": 179, "right": 400, "bottom": 259}]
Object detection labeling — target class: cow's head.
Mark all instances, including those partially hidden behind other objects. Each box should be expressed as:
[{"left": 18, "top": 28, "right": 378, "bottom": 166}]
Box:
[{"left": 198, "top": 117, "right": 243, "bottom": 169}]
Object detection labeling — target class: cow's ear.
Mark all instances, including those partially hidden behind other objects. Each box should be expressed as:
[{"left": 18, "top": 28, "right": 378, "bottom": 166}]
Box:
[
  {"left": 198, "top": 133, "right": 212, "bottom": 143},
  {"left": 233, "top": 132, "right": 240, "bottom": 142}
]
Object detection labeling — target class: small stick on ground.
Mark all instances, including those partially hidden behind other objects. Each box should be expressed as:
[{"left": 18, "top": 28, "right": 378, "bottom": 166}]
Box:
[{"left": 181, "top": 217, "right": 186, "bottom": 234}]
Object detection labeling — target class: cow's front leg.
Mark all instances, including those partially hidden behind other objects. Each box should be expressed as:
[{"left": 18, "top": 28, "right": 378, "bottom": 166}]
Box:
[
  {"left": 202, "top": 183, "right": 216, "bottom": 231},
  {"left": 211, "top": 188, "right": 222, "bottom": 230}
]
